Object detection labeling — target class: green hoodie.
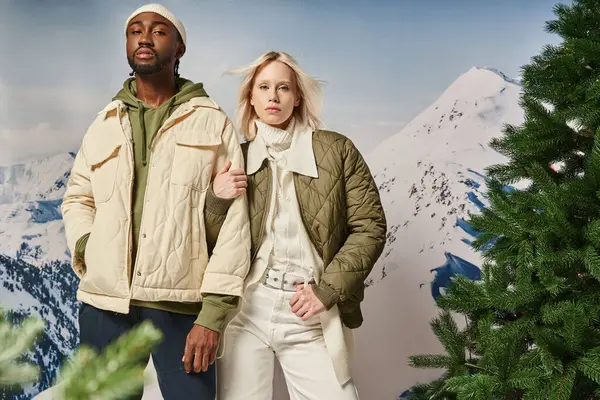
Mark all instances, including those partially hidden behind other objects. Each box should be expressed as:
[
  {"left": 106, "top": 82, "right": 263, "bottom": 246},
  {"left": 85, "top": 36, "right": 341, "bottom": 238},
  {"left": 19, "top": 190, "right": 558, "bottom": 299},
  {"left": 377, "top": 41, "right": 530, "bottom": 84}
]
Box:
[
  {"left": 112, "top": 77, "right": 207, "bottom": 261},
  {"left": 75, "top": 77, "right": 238, "bottom": 333}
]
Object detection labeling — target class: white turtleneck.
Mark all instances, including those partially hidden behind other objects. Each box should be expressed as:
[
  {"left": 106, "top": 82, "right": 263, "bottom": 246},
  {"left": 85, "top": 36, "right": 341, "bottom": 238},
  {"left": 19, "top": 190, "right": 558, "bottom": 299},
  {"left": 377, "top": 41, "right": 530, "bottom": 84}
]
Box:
[
  {"left": 250, "top": 117, "right": 320, "bottom": 284},
  {"left": 256, "top": 118, "right": 295, "bottom": 155}
]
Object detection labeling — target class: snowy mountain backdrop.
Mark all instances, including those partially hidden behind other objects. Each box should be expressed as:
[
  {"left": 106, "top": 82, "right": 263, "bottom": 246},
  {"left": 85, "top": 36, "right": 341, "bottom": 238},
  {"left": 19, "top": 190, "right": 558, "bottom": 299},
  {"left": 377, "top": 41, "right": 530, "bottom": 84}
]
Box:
[
  {"left": 356, "top": 66, "right": 525, "bottom": 400},
  {"left": 367, "top": 65, "right": 522, "bottom": 290},
  {"left": 0, "top": 153, "right": 79, "bottom": 400},
  {"left": 1, "top": 65, "right": 524, "bottom": 400}
]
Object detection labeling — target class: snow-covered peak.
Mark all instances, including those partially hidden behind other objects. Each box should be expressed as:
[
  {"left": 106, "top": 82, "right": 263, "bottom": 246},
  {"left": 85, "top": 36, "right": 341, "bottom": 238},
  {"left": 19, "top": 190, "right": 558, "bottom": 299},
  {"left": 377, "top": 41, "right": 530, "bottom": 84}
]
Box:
[
  {"left": 0, "top": 152, "right": 75, "bottom": 205},
  {"left": 0, "top": 152, "right": 74, "bottom": 267},
  {"left": 477, "top": 66, "right": 523, "bottom": 87},
  {"left": 366, "top": 66, "right": 523, "bottom": 173},
  {"left": 364, "top": 65, "right": 525, "bottom": 281},
  {"left": 447, "top": 66, "right": 522, "bottom": 98}
]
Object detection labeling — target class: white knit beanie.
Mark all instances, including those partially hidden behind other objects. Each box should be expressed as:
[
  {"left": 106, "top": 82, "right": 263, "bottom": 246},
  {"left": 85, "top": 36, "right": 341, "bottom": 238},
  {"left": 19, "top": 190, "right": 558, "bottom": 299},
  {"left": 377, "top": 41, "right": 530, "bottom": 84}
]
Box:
[{"left": 124, "top": 3, "right": 187, "bottom": 45}]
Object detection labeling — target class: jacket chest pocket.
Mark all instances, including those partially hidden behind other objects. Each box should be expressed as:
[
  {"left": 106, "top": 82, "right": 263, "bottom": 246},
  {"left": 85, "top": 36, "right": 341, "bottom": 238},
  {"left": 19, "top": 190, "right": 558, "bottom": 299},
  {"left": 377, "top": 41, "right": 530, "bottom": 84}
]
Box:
[
  {"left": 170, "top": 130, "right": 222, "bottom": 192},
  {"left": 86, "top": 143, "right": 123, "bottom": 204}
]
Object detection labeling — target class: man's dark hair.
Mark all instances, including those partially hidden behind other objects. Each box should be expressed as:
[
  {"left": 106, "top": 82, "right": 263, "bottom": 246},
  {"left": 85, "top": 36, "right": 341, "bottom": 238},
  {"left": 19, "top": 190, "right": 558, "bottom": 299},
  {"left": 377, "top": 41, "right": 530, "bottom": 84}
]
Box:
[
  {"left": 174, "top": 60, "right": 180, "bottom": 78},
  {"left": 174, "top": 32, "right": 183, "bottom": 78}
]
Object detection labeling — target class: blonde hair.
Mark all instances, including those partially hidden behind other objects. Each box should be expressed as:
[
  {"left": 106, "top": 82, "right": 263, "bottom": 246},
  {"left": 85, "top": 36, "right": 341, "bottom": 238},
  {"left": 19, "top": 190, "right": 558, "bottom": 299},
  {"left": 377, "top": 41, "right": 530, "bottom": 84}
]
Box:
[{"left": 226, "top": 51, "right": 325, "bottom": 141}]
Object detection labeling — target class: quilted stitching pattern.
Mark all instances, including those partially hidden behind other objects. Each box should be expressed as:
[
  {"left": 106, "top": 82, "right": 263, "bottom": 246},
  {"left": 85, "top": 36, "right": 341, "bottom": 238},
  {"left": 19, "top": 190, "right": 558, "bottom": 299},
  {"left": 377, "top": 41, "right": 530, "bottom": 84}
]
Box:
[
  {"left": 295, "top": 132, "right": 387, "bottom": 300},
  {"left": 244, "top": 154, "right": 271, "bottom": 261},
  {"left": 62, "top": 98, "right": 251, "bottom": 313},
  {"left": 239, "top": 130, "right": 387, "bottom": 327}
]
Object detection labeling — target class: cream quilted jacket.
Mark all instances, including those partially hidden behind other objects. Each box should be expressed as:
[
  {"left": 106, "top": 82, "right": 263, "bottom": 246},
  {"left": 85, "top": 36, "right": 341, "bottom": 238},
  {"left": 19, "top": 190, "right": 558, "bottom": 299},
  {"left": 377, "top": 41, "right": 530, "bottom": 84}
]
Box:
[{"left": 61, "top": 96, "right": 251, "bottom": 314}]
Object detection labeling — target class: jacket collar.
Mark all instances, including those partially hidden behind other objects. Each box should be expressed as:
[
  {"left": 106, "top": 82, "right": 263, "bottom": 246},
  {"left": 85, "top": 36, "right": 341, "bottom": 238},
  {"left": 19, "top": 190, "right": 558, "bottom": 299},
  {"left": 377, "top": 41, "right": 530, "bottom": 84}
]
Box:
[
  {"left": 246, "top": 121, "right": 318, "bottom": 178},
  {"left": 100, "top": 97, "right": 221, "bottom": 130}
]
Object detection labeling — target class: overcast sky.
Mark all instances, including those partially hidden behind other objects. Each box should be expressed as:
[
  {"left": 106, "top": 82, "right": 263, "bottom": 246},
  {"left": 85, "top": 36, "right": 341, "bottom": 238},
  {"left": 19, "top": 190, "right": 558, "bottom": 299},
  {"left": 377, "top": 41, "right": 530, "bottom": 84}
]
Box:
[{"left": 0, "top": 0, "right": 566, "bottom": 165}]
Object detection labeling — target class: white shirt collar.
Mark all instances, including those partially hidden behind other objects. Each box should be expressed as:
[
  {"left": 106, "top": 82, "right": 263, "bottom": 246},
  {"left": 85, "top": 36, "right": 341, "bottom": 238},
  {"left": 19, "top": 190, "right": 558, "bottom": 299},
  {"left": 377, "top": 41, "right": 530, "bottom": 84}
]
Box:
[{"left": 246, "top": 121, "right": 318, "bottom": 178}]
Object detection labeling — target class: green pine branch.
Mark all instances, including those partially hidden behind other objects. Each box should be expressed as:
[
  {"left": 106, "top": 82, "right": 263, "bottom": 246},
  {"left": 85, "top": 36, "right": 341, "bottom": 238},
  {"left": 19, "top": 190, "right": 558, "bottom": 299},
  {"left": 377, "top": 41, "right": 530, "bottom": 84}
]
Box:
[
  {"left": 0, "top": 307, "right": 163, "bottom": 399},
  {"left": 444, "top": 374, "right": 501, "bottom": 399},
  {"left": 408, "top": 310, "right": 469, "bottom": 372},
  {"left": 404, "top": 377, "right": 458, "bottom": 400},
  {"left": 54, "top": 320, "right": 163, "bottom": 400},
  {"left": 0, "top": 310, "right": 45, "bottom": 388},
  {"left": 576, "top": 348, "right": 600, "bottom": 385}
]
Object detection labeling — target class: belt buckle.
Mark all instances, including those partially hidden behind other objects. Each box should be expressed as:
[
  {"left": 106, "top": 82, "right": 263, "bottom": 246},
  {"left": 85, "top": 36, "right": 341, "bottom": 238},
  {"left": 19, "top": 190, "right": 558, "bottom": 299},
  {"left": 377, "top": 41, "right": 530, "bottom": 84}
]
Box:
[
  {"left": 276, "top": 271, "right": 288, "bottom": 290},
  {"left": 281, "top": 271, "right": 295, "bottom": 291},
  {"left": 276, "top": 271, "right": 293, "bottom": 291},
  {"left": 282, "top": 272, "right": 306, "bottom": 291},
  {"left": 263, "top": 269, "right": 284, "bottom": 290},
  {"left": 264, "top": 270, "right": 298, "bottom": 291}
]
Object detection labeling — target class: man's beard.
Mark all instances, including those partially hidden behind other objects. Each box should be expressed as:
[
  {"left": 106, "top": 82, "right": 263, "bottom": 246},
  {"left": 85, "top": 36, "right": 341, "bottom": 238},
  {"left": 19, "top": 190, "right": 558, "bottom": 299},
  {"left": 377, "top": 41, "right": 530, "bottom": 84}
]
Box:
[{"left": 127, "top": 51, "right": 170, "bottom": 76}]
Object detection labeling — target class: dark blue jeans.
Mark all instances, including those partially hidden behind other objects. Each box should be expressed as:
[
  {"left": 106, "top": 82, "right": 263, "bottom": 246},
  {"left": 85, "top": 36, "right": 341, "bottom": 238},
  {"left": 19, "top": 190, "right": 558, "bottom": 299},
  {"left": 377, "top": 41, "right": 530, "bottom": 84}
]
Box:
[{"left": 78, "top": 303, "right": 216, "bottom": 400}]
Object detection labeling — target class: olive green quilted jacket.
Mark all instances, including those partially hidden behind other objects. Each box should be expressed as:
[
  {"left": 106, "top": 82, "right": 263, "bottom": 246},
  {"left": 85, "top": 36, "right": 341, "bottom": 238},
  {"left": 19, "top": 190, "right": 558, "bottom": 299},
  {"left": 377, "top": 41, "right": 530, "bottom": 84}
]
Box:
[{"left": 204, "top": 129, "right": 387, "bottom": 328}]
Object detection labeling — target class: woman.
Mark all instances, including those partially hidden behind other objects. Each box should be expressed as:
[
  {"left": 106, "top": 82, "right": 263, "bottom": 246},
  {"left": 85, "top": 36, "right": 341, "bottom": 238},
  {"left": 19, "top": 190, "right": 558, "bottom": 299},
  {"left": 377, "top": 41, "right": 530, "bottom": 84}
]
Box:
[{"left": 204, "top": 51, "right": 387, "bottom": 399}]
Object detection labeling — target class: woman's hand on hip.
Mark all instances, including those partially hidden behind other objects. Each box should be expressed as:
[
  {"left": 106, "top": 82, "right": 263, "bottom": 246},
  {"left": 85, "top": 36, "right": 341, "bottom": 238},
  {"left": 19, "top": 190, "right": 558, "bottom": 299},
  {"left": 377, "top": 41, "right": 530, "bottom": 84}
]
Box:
[
  {"left": 290, "top": 284, "right": 326, "bottom": 320},
  {"left": 213, "top": 160, "right": 247, "bottom": 199}
]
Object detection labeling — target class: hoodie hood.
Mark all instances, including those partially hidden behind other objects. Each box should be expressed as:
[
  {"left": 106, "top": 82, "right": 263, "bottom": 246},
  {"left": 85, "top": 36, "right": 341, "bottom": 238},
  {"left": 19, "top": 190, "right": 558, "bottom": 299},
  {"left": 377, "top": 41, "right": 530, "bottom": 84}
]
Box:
[
  {"left": 112, "top": 77, "right": 208, "bottom": 166},
  {"left": 113, "top": 77, "right": 208, "bottom": 110}
]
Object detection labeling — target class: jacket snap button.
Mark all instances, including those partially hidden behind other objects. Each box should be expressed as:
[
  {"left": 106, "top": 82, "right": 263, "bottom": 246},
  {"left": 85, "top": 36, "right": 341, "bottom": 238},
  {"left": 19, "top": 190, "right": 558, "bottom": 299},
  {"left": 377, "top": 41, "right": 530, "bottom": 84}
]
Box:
[
  {"left": 137, "top": 271, "right": 141, "bottom": 276},
  {"left": 142, "top": 233, "right": 146, "bottom": 238}
]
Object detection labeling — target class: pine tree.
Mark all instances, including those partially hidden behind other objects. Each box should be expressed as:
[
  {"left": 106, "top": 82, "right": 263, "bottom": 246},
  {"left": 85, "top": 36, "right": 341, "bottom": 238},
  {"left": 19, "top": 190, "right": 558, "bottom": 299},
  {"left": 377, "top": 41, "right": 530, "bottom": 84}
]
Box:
[
  {"left": 406, "top": 0, "right": 600, "bottom": 398},
  {"left": 0, "top": 307, "right": 163, "bottom": 399},
  {"left": 0, "top": 309, "right": 45, "bottom": 389}
]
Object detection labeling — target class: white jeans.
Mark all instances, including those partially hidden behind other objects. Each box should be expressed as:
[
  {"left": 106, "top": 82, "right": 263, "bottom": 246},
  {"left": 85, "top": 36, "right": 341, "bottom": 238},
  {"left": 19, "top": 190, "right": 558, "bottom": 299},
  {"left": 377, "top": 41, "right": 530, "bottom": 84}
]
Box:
[{"left": 217, "top": 283, "right": 359, "bottom": 400}]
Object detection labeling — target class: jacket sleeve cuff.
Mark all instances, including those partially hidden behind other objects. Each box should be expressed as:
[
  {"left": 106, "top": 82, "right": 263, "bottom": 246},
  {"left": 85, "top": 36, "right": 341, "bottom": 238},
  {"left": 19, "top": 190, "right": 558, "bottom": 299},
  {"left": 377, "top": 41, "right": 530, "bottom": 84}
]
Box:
[
  {"left": 194, "top": 295, "right": 238, "bottom": 334},
  {"left": 205, "top": 185, "right": 234, "bottom": 216},
  {"left": 312, "top": 281, "right": 340, "bottom": 310},
  {"left": 75, "top": 233, "right": 90, "bottom": 262}
]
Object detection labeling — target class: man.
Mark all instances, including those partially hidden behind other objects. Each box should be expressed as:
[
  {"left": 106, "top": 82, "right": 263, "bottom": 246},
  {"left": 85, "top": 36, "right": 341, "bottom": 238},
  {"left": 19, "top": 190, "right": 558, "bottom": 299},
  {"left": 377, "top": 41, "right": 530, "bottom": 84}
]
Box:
[{"left": 61, "top": 4, "right": 250, "bottom": 399}]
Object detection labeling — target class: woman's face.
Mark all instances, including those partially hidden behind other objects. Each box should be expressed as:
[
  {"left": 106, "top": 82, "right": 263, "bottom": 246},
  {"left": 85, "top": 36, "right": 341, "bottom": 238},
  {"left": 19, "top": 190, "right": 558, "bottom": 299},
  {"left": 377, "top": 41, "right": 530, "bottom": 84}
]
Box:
[{"left": 250, "top": 60, "right": 300, "bottom": 129}]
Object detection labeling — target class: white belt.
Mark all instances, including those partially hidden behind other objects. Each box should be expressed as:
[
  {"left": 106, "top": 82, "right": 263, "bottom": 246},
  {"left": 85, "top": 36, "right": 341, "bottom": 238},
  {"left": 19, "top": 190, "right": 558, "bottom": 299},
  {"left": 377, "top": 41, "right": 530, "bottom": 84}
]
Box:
[{"left": 262, "top": 268, "right": 315, "bottom": 292}]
